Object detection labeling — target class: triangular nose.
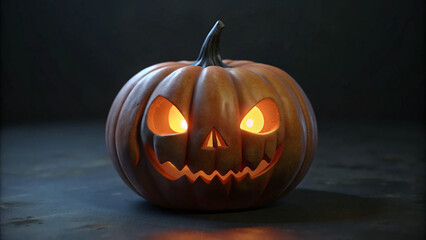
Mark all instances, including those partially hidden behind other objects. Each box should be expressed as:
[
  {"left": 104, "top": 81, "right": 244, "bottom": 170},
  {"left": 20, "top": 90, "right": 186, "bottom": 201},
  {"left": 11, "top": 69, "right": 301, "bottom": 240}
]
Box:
[{"left": 202, "top": 128, "right": 227, "bottom": 149}]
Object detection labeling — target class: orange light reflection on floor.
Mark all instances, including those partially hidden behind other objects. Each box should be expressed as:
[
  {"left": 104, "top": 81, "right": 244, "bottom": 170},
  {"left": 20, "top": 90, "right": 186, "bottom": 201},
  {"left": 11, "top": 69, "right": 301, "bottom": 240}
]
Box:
[{"left": 144, "top": 227, "right": 301, "bottom": 240}]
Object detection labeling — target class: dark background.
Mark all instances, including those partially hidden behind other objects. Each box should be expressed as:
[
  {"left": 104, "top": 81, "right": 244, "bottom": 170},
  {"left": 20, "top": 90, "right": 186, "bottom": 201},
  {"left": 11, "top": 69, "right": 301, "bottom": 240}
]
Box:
[
  {"left": 1, "top": 1, "right": 425, "bottom": 239},
  {"left": 1, "top": 0, "right": 424, "bottom": 124}
]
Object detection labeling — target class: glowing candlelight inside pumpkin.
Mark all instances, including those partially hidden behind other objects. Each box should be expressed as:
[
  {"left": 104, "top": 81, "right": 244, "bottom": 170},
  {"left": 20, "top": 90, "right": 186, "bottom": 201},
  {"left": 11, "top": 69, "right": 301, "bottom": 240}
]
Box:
[
  {"left": 168, "top": 105, "right": 188, "bottom": 133},
  {"left": 240, "top": 106, "right": 264, "bottom": 133}
]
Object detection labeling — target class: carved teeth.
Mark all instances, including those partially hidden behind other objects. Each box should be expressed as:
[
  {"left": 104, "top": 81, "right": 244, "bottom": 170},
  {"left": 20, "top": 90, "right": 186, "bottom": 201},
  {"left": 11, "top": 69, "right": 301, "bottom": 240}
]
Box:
[
  {"left": 240, "top": 160, "right": 254, "bottom": 172},
  {"left": 159, "top": 158, "right": 273, "bottom": 184},
  {"left": 146, "top": 144, "right": 284, "bottom": 184}
]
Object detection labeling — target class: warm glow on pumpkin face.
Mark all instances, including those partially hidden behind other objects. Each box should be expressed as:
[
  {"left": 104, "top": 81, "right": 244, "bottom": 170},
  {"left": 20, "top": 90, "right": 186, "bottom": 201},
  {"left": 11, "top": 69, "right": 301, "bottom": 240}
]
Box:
[
  {"left": 145, "top": 96, "right": 282, "bottom": 184},
  {"left": 168, "top": 105, "right": 188, "bottom": 133},
  {"left": 240, "top": 106, "right": 264, "bottom": 133}
]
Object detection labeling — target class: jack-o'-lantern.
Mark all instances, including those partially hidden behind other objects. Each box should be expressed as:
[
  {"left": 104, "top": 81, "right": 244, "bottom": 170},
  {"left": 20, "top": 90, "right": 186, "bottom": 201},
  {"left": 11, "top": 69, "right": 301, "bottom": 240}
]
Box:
[{"left": 106, "top": 21, "right": 317, "bottom": 211}]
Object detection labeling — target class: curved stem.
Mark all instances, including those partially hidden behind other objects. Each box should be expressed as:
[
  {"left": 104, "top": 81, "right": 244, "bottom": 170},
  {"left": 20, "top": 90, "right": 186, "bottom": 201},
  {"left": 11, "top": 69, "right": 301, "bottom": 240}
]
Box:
[{"left": 192, "top": 20, "right": 231, "bottom": 68}]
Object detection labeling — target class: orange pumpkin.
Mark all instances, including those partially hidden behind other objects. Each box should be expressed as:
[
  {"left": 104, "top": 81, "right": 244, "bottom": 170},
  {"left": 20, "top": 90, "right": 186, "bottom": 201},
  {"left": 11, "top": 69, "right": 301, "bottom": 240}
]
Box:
[{"left": 106, "top": 21, "right": 317, "bottom": 210}]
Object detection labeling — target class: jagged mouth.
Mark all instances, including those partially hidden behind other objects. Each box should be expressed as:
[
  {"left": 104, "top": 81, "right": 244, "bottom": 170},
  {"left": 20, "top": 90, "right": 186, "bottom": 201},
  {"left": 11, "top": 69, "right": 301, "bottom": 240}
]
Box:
[{"left": 145, "top": 143, "right": 284, "bottom": 184}]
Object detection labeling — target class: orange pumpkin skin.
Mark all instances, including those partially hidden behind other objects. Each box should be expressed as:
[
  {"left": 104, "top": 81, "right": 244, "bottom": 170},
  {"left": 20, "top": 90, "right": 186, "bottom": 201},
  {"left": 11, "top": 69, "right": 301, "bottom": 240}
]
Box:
[{"left": 105, "top": 22, "right": 317, "bottom": 211}]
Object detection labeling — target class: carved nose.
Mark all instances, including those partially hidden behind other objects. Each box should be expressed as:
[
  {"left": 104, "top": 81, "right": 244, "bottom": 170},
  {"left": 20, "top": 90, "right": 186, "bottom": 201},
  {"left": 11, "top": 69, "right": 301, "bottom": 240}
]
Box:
[{"left": 202, "top": 128, "right": 227, "bottom": 149}]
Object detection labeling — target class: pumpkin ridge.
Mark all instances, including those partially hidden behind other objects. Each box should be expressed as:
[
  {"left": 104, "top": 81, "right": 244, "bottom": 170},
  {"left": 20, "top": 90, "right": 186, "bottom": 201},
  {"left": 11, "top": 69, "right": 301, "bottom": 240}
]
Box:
[
  {"left": 115, "top": 65, "right": 187, "bottom": 201},
  {"left": 185, "top": 66, "right": 241, "bottom": 176},
  {"left": 152, "top": 65, "right": 204, "bottom": 171},
  {"left": 241, "top": 65, "right": 309, "bottom": 199},
  {"left": 251, "top": 64, "right": 317, "bottom": 197},
  {"left": 139, "top": 66, "right": 199, "bottom": 206},
  {"left": 226, "top": 67, "right": 282, "bottom": 173},
  {"left": 107, "top": 63, "right": 183, "bottom": 196},
  {"left": 222, "top": 69, "right": 243, "bottom": 172}
]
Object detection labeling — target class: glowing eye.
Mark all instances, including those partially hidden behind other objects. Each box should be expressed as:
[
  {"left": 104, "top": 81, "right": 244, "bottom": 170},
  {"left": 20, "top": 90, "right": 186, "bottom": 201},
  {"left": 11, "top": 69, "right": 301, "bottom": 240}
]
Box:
[
  {"left": 168, "top": 105, "right": 188, "bottom": 133},
  {"left": 240, "top": 106, "right": 264, "bottom": 133},
  {"left": 147, "top": 96, "right": 188, "bottom": 135},
  {"left": 239, "top": 99, "right": 280, "bottom": 134}
]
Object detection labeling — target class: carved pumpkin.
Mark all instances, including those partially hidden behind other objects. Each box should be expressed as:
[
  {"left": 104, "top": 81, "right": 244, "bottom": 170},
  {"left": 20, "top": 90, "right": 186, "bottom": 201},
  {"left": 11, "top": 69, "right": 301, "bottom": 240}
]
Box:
[{"left": 106, "top": 21, "right": 317, "bottom": 210}]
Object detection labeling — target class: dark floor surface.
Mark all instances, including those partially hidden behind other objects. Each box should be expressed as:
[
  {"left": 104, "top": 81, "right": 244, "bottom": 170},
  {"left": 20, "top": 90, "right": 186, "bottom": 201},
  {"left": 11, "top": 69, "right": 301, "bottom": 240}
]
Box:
[{"left": 0, "top": 120, "right": 424, "bottom": 239}]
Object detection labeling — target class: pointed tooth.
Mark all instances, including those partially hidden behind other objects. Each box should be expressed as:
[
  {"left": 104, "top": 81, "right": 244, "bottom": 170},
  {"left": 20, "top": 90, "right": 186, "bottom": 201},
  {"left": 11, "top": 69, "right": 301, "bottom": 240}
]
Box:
[
  {"left": 175, "top": 163, "right": 186, "bottom": 172},
  {"left": 242, "top": 166, "right": 251, "bottom": 175},
  {"left": 230, "top": 168, "right": 239, "bottom": 175},
  {"left": 241, "top": 160, "right": 256, "bottom": 171},
  {"left": 217, "top": 170, "right": 233, "bottom": 185},
  {"left": 196, "top": 169, "right": 213, "bottom": 184},
  {"left": 234, "top": 171, "right": 249, "bottom": 182},
  {"left": 199, "top": 174, "right": 212, "bottom": 184},
  {"left": 153, "top": 134, "right": 187, "bottom": 170},
  {"left": 251, "top": 160, "right": 270, "bottom": 177},
  {"left": 183, "top": 173, "right": 196, "bottom": 184}
]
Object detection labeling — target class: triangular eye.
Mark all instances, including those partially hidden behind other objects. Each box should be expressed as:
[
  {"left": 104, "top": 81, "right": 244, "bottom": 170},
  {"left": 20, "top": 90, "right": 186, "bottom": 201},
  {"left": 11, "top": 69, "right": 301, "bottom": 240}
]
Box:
[
  {"left": 147, "top": 96, "right": 188, "bottom": 135},
  {"left": 240, "top": 98, "right": 279, "bottom": 134}
]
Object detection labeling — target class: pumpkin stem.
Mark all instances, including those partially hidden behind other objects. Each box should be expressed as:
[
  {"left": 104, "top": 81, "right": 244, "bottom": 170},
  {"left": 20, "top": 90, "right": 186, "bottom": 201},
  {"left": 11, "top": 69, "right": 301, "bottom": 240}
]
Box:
[{"left": 192, "top": 20, "right": 231, "bottom": 68}]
